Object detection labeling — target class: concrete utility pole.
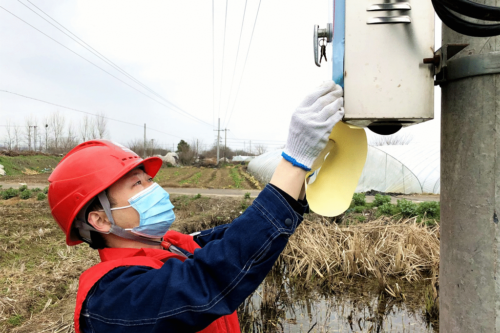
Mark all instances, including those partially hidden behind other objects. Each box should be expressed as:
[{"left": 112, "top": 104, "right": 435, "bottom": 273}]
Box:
[
  {"left": 217, "top": 118, "right": 220, "bottom": 165},
  {"left": 33, "top": 126, "right": 37, "bottom": 152},
  {"left": 224, "top": 128, "right": 229, "bottom": 161},
  {"left": 143, "top": 123, "right": 146, "bottom": 158},
  {"left": 440, "top": 7, "right": 500, "bottom": 331},
  {"left": 213, "top": 118, "right": 228, "bottom": 165},
  {"left": 28, "top": 125, "right": 32, "bottom": 151},
  {"left": 45, "top": 124, "right": 48, "bottom": 152}
]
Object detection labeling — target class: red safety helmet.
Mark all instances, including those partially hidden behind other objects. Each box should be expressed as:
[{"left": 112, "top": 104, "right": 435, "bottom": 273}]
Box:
[{"left": 48, "top": 140, "right": 163, "bottom": 246}]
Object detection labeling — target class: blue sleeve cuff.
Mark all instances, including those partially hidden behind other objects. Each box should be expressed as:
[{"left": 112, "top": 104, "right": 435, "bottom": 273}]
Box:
[
  {"left": 253, "top": 184, "right": 304, "bottom": 234},
  {"left": 281, "top": 152, "right": 311, "bottom": 171}
]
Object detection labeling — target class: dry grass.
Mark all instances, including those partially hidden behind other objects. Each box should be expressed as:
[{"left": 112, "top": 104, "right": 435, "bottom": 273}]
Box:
[
  {"left": 0, "top": 199, "right": 99, "bottom": 333},
  {"left": 0, "top": 197, "right": 439, "bottom": 332},
  {"left": 281, "top": 216, "right": 440, "bottom": 283}
]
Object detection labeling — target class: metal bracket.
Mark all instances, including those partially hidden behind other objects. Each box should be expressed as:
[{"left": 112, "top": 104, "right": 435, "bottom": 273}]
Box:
[
  {"left": 424, "top": 43, "right": 500, "bottom": 86},
  {"left": 314, "top": 23, "right": 333, "bottom": 67}
]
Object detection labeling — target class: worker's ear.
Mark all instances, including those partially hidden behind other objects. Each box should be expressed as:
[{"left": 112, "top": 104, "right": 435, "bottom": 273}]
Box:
[{"left": 87, "top": 211, "right": 111, "bottom": 233}]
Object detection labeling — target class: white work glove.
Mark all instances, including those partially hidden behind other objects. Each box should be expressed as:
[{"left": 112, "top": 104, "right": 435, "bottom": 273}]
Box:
[{"left": 282, "top": 81, "right": 344, "bottom": 171}]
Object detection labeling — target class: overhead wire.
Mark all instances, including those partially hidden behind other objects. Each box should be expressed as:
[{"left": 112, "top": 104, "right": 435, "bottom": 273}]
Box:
[
  {"left": 217, "top": 0, "right": 229, "bottom": 120},
  {"left": 224, "top": 0, "right": 262, "bottom": 128},
  {"left": 210, "top": 0, "right": 217, "bottom": 142},
  {"left": 221, "top": 0, "right": 248, "bottom": 125},
  {"left": 22, "top": 1, "right": 141, "bottom": 89},
  {"left": 0, "top": 90, "right": 184, "bottom": 139},
  {"left": 0, "top": 4, "right": 213, "bottom": 127},
  {"left": 21, "top": 0, "right": 210, "bottom": 128}
]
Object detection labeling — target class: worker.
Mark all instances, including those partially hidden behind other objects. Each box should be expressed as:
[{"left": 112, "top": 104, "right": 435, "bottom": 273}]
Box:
[{"left": 48, "top": 81, "right": 344, "bottom": 333}]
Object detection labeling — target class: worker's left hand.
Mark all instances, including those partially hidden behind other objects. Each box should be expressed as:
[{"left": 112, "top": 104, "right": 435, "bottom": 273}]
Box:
[{"left": 282, "top": 81, "right": 344, "bottom": 171}]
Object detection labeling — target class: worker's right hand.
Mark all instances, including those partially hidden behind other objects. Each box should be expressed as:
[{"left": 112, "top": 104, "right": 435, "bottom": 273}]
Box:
[{"left": 282, "top": 81, "right": 344, "bottom": 171}]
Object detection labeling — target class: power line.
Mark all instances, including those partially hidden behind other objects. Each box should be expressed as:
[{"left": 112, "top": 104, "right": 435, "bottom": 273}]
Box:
[
  {"left": 1, "top": 4, "right": 212, "bottom": 128},
  {"left": 226, "top": 138, "right": 285, "bottom": 143},
  {"left": 218, "top": 0, "right": 229, "bottom": 119},
  {"left": 222, "top": 0, "right": 248, "bottom": 126},
  {"left": 225, "top": 0, "right": 262, "bottom": 128},
  {"left": 0, "top": 90, "right": 184, "bottom": 139},
  {"left": 21, "top": 0, "right": 204, "bottom": 126},
  {"left": 21, "top": 1, "right": 136, "bottom": 86},
  {"left": 212, "top": 0, "right": 215, "bottom": 130}
]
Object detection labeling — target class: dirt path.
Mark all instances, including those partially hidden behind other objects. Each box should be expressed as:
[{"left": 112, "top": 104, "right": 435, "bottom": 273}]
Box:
[{"left": 0, "top": 181, "right": 439, "bottom": 202}]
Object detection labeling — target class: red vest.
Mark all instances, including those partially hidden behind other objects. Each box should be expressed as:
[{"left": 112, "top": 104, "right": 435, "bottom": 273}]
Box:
[{"left": 74, "top": 230, "right": 241, "bottom": 333}]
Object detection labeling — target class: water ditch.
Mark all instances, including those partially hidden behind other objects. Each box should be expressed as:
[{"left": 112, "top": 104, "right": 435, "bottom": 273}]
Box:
[{"left": 237, "top": 269, "right": 438, "bottom": 333}]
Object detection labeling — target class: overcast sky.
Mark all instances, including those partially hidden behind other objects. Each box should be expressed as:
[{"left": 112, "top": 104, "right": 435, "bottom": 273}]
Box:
[{"left": 0, "top": 0, "right": 442, "bottom": 152}]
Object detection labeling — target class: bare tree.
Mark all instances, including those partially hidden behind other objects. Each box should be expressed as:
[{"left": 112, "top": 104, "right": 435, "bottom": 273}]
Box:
[
  {"left": 255, "top": 144, "right": 267, "bottom": 155},
  {"left": 4, "top": 119, "right": 14, "bottom": 150},
  {"left": 148, "top": 139, "right": 161, "bottom": 157},
  {"left": 95, "top": 112, "right": 108, "bottom": 139},
  {"left": 368, "top": 131, "right": 414, "bottom": 146},
  {"left": 62, "top": 121, "right": 79, "bottom": 153},
  {"left": 190, "top": 139, "right": 205, "bottom": 160},
  {"left": 13, "top": 123, "right": 21, "bottom": 151},
  {"left": 49, "top": 111, "right": 65, "bottom": 153},
  {"left": 24, "top": 115, "right": 36, "bottom": 151},
  {"left": 127, "top": 138, "right": 144, "bottom": 157},
  {"left": 80, "top": 115, "right": 92, "bottom": 142}
]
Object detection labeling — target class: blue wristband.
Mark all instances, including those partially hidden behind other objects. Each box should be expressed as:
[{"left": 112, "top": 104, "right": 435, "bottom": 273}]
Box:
[{"left": 281, "top": 152, "right": 311, "bottom": 171}]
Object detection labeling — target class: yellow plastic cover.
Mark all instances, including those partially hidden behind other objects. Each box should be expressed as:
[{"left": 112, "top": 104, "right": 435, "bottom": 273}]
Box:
[{"left": 306, "top": 122, "right": 368, "bottom": 217}]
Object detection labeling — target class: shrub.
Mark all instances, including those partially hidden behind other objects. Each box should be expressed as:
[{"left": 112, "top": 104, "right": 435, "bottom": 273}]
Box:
[
  {"left": 1, "top": 188, "right": 19, "bottom": 200},
  {"left": 417, "top": 201, "right": 440, "bottom": 219},
  {"left": 32, "top": 187, "right": 42, "bottom": 193},
  {"left": 353, "top": 206, "right": 365, "bottom": 214},
  {"left": 37, "top": 192, "right": 47, "bottom": 201},
  {"left": 193, "top": 193, "right": 202, "bottom": 200},
  {"left": 379, "top": 202, "right": 399, "bottom": 216},
  {"left": 244, "top": 192, "right": 251, "bottom": 200},
  {"left": 18, "top": 185, "right": 28, "bottom": 192},
  {"left": 357, "top": 215, "right": 367, "bottom": 222},
  {"left": 352, "top": 193, "right": 366, "bottom": 207},
  {"left": 373, "top": 194, "right": 391, "bottom": 207},
  {"left": 43, "top": 187, "right": 49, "bottom": 194},
  {"left": 19, "top": 190, "right": 32, "bottom": 200},
  {"left": 397, "top": 199, "right": 418, "bottom": 218}
]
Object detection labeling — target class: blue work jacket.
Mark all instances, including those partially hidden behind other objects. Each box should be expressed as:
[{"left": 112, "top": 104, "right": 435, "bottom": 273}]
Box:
[{"left": 80, "top": 184, "right": 308, "bottom": 332}]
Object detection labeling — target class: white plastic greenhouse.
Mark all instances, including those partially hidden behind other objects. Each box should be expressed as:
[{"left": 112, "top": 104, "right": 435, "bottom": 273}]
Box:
[
  {"left": 232, "top": 156, "right": 256, "bottom": 162},
  {"left": 247, "top": 144, "right": 440, "bottom": 194}
]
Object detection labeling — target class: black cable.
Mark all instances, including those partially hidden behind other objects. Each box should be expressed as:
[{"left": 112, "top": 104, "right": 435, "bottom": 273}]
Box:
[
  {"left": 437, "top": 0, "right": 500, "bottom": 22},
  {"left": 432, "top": 0, "right": 500, "bottom": 37}
]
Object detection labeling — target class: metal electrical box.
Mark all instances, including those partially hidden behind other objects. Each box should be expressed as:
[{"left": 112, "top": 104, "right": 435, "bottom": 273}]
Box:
[{"left": 316, "top": 0, "right": 435, "bottom": 135}]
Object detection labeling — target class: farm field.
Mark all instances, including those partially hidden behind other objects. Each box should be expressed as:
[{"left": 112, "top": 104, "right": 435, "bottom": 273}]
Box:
[
  {"left": 0, "top": 192, "right": 440, "bottom": 332},
  {"left": 154, "top": 165, "right": 261, "bottom": 190},
  {"left": 0, "top": 165, "right": 262, "bottom": 191}
]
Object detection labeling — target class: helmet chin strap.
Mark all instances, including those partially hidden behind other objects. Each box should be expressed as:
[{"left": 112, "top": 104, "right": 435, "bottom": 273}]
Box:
[{"left": 96, "top": 191, "right": 161, "bottom": 246}]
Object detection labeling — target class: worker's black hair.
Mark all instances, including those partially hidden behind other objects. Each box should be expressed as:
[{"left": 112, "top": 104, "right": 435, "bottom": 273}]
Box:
[
  {"left": 79, "top": 165, "right": 146, "bottom": 249},
  {"left": 82, "top": 196, "right": 110, "bottom": 249}
]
